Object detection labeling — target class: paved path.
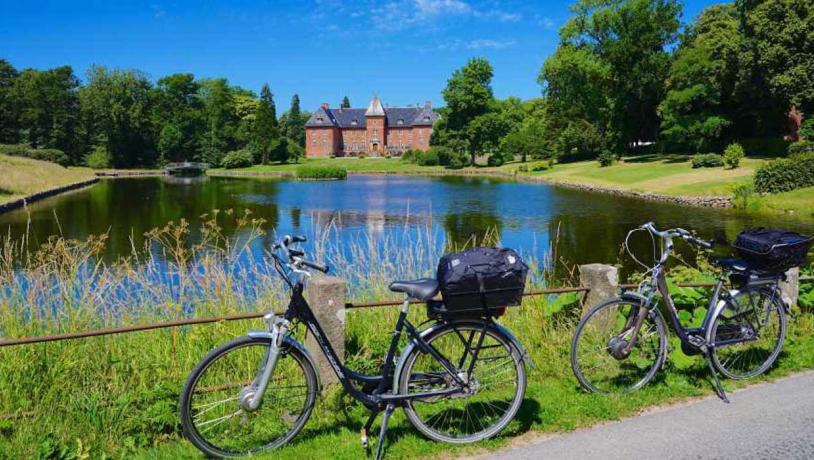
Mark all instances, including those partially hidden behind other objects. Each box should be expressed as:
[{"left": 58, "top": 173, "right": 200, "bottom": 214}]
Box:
[{"left": 476, "top": 371, "right": 814, "bottom": 460}]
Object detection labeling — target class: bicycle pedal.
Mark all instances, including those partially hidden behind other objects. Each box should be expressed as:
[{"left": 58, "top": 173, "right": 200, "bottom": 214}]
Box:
[{"left": 360, "top": 428, "right": 368, "bottom": 449}]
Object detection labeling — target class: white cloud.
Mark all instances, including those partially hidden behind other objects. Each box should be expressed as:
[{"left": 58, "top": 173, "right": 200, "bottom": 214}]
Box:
[
  {"left": 437, "top": 38, "right": 517, "bottom": 51},
  {"left": 370, "top": 0, "right": 520, "bottom": 31}
]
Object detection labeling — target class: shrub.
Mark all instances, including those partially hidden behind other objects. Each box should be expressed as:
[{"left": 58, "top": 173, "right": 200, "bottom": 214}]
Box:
[
  {"left": 295, "top": 164, "right": 347, "bottom": 180},
  {"left": 532, "top": 162, "right": 550, "bottom": 172},
  {"left": 84, "top": 146, "right": 111, "bottom": 169},
  {"left": 416, "top": 150, "right": 439, "bottom": 166},
  {"left": 0, "top": 144, "right": 70, "bottom": 166},
  {"left": 446, "top": 150, "right": 470, "bottom": 169},
  {"left": 731, "top": 183, "right": 754, "bottom": 210},
  {"left": 800, "top": 118, "right": 814, "bottom": 141},
  {"left": 487, "top": 153, "right": 505, "bottom": 167},
  {"left": 401, "top": 149, "right": 420, "bottom": 163},
  {"left": 754, "top": 153, "right": 814, "bottom": 193},
  {"left": 357, "top": 152, "right": 366, "bottom": 159},
  {"left": 597, "top": 150, "right": 616, "bottom": 167},
  {"left": 691, "top": 153, "right": 723, "bottom": 168},
  {"left": 788, "top": 140, "right": 814, "bottom": 158},
  {"left": 220, "top": 149, "right": 255, "bottom": 169},
  {"left": 722, "top": 143, "right": 745, "bottom": 169},
  {"left": 0, "top": 144, "right": 30, "bottom": 156}
]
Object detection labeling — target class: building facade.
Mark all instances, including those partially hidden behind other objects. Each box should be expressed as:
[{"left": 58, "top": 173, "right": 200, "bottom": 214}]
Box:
[{"left": 304, "top": 96, "right": 439, "bottom": 158}]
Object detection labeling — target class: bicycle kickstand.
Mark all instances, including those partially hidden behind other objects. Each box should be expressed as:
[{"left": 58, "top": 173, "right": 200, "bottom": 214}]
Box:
[
  {"left": 704, "top": 350, "right": 730, "bottom": 403},
  {"left": 360, "top": 409, "right": 379, "bottom": 451},
  {"left": 373, "top": 403, "right": 396, "bottom": 460}
]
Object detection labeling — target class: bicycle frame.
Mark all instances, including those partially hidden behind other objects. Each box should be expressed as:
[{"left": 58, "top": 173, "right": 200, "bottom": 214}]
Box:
[{"left": 268, "top": 282, "right": 490, "bottom": 409}]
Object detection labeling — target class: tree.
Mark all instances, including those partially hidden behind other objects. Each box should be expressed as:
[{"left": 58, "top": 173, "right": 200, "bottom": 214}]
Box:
[
  {"left": 501, "top": 120, "right": 551, "bottom": 162},
  {"left": 284, "top": 94, "right": 305, "bottom": 147},
  {"left": 198, "top": 78, "right": 237, "bottom": 167},
  {"left": 739, "top": 0, "right": 814, "bottom": 112},
  {"left": 658, "top": 4, "right": 743, "bottom": 152},
  {"left": 438, "top": 57, "right": 495, "bottom": 164},
  {"left": 0, "top": 59, "right": 19, "bottom": 144},
  {"left": 154, "top": 73, "right": 202, "bottom": 162},
  {"left": 255, "top": 83, "right": 279, "bottom": 164},
  {"left": 11, "top": 65, "right": 82, "bottom": 161},
  {"left": 341, "top": 96, "right": 351, "bottom": 108},
  {"left": 541, "top": 0, "right": 682, "bottom": 152},
  {"left": 80, "top": 66, "right": 155, "bottom": 167}
]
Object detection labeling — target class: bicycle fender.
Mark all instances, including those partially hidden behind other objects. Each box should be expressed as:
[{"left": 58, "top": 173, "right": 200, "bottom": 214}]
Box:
[
  {"left": 247, "top": 331, "right": 322, "bottom": 393},
  {"left": 391, "top": 320, "right": 530, "bottom": 393},
  {"left": 620, "top": 291, "right": 649, "bottom": 305}
]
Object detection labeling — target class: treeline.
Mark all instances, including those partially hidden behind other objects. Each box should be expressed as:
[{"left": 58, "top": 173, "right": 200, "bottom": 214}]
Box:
[
  {"left": 0, "top": 61, "right": 308, "bottom": 168},
  {"left": 429, "top": 0, "right": 813, "bottom": 166}
]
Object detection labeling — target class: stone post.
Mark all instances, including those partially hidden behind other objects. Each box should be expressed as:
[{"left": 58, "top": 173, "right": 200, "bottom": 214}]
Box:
[
  {"left": 579, "top": 264, "right": 619, "bottom": 312},
  {"left": 780, "top": 267, "right": 800, "bottom": 308},
  {"left": 304, "top": 276, "right": 346, "bottom": 384}
]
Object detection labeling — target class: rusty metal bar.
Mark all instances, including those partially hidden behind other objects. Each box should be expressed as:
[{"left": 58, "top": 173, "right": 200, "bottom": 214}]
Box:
[{"left": 1, "top": 277, "right": 810, "bottom": 348}]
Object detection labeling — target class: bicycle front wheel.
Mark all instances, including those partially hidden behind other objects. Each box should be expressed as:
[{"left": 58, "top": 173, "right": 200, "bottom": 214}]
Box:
[
  {"left": 398, "top": 322, "right": 526, "bottom": 444},
  {"left": 180, "top": 336, "right": 318, "bottom": 458},
  {"left": 571, "top": 298, "right": 667, "bottom": 394},
  {"left": 710, "top": 287, "right": 786, "bottom": 380}
]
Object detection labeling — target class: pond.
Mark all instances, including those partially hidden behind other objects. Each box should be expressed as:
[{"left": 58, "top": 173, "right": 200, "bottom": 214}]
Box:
[{"left": 1, "top": 175, "right": 812, "bottom": 279}]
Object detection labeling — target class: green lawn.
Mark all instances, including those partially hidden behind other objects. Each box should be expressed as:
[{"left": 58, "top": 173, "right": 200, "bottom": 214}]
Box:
[
  {"left": 531, "top": 154, "right": 763, "bottom": 197},
  {"left": 0, "top": 154, "right": 96, "bottom": 206}
]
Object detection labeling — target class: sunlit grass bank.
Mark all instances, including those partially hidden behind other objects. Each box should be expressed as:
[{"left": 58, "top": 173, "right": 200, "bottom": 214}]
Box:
[
  {"left": 0, "top": 154, "right": 96, "bottom": 206},
  {"left": 0, "top": 214, "right": 812, "bottom": 458}
]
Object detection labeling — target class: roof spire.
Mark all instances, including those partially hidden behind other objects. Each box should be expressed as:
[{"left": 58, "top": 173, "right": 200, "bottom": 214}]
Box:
[{"left": 365, "top": 95, "right": 385, "bottom": 116}]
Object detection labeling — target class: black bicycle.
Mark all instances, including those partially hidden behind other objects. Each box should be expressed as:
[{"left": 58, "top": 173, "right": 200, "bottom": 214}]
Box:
[
  {"left": 571, "top": 222, "right": 807, "bottom": 402},
  {"left": 180, "top": 235, "right": 528, "bottom": 459}
]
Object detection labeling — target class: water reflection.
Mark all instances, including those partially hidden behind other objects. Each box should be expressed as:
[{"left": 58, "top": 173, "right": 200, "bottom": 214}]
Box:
[{"left": 0, "top": 175, "right": 811, "bottom": 278}]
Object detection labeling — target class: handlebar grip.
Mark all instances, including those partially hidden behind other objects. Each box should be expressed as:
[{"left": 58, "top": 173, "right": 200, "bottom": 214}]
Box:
[
  {"left": 689, "top": 236, "right": 713, "bottom": 249},
  {"left": 302, "top": 260, "right": 329, "bottom": 273},
  {"left": 291, "top": 235, "right": 307, "bottom": 243}
]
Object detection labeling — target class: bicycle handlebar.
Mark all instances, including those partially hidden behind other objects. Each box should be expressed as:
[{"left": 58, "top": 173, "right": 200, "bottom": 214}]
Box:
[
  {"left": 272, "top": 235, "right": 330, "bottom": 274},
  {"left": 640, "top": 222, "right": 713, "bottom": 249}
]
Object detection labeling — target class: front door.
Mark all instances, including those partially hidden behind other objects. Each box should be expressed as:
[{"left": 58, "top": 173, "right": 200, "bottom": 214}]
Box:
[{"left": 371, "top": 143, "right": 379, "bottom": 153}]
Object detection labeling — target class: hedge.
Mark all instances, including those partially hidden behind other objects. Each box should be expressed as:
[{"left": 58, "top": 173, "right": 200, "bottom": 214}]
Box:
[
  {"left": 295, "top": 164, "right": 347, "bottom": 180},
  {"left": 220, "top": 149, "right": 254, "bottom": 169},
  {"left": 754, "top": 153, "right": 814, "bottom": 193},
  {"left": 691, "top": 153, "right": 723, "bottom": 168},
  {"left": 0, "top": 144, "right": 70, "bottom": 166}
]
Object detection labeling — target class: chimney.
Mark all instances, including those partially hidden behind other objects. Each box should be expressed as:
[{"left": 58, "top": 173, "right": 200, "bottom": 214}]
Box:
[{"left": 320, "top": 102, "right": 329, "bottom": 110}]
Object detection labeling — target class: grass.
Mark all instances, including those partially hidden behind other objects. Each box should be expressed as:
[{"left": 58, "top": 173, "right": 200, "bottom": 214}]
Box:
[
  {"left": 296, "top": 164, "right": 348, "bottom": 180},
  {"left": 753, "top": 186, "right": 814, "bottom": 219},
  {"left": 0, "top": 214, "right": 813, "bottom": 459},
  {"left": 0, "top": 154, "right": 96, "bottom": 206}
]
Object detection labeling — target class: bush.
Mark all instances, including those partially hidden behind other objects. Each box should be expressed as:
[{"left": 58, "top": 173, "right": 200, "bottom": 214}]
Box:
[
  {"left": 800, "top": 118, "right": 814, "bottom": 141},
  {"left": 0, "top": 144, "right": 70, "bottom": 166},
  {"left": 295, "top": 164, "right": 347, "bottom": 180},
  {"left": 487, "top": 153, "right": 505, "bottom": 167},
  {"left": 788, "top": 141, "right": 814, "bottom": 158},
  {"left": 722, "top": 143, "right": 745, "bottom": 169},
  {"left": 401, "top": 149, "right": 420, "bottom": 163},
  {"left": 84, "top": 146, "right": 111, "bottom": 169},
  {"left": 754, "top": 153, "right": 814, "bottom": 193},
  {"left": 416, "top": 150, "right": 439, "bottom": 166},
  {"left": 691, "top": 153, "right": 723, "bottom": 168},
  {"left": 731, "top": 183, "right": 754, "bottom": 210},
  {"left": 597, "top": 150, "right": 616, "bottom": 167},
  {"left": 446, "top": 150, "right": 470, "bottom": 169},
  {"left": 220, "top": 149, "right": 255, "bottom": 169}
]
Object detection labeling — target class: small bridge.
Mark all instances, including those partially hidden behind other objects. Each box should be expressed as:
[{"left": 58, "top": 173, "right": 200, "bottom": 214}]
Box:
[{"left": 164, "top": 162, "right": 208, "bottom": 176}]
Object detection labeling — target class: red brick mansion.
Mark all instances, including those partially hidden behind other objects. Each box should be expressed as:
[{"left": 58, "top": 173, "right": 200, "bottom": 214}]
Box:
[{"left": 304, "top": 96, "right": 439, "bottom": 158}]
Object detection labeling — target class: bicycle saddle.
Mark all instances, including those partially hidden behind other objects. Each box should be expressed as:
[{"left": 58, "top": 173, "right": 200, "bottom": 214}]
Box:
[
  {"left": 714, "top": 258, "right": 750, "bottom": 272},
  {"left": 389, "top": 278, "right": 440, "bottom": 300}
]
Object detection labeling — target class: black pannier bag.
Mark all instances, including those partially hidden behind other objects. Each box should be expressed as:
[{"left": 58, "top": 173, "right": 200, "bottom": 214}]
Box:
[
  {"left": 435, "top": 247, "right": 529, "bottom": 317},
  {"left": 733, "top": 228, "right": 812, "bottom": 273}
]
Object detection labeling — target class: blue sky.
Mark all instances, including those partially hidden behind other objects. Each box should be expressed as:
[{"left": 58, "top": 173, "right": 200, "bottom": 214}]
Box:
[{"left": 1, "top": 0, "right": 719, "bottom": 111}]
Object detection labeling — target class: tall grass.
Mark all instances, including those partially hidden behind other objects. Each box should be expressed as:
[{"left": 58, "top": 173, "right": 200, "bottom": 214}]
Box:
[
  {"left": 0, "top": 213, "right": 812, "bottom": 459},
  {"left": 295, "top": 165, "right": 348, "bottom": 180}
]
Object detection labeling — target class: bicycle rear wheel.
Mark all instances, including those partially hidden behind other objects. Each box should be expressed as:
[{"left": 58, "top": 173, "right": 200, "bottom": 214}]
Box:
[
  {"left": 571, "top": 298, "right": 667, "bottom": 394},
  {"left": 710, "top": 287, "right": 786, "bottom": 380},
  {"left": 398, "top": 322, "right": 526, "bottom": 444},
  {"left": 180, "top": 336, "right": 318, "bottom": 458}
]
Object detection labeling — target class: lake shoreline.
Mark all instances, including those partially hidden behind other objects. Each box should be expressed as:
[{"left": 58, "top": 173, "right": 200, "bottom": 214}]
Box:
[
  {"left": 208, "top": 168, "right": 734, "bottom": 208},
  {"left": 0, "top": 177, "right": 100, "bottom": 214}
]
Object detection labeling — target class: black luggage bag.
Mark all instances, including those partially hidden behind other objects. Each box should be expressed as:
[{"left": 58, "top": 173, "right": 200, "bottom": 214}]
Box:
[
  {"left": 733, "top": 228, "right": 812, "bottom": 273},
  {"left": 433, "top": 247, "right": 528, "bottom": 318}
]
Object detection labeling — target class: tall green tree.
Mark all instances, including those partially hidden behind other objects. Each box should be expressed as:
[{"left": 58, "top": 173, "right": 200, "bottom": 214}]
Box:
[
  {"left": 341, "top": 96, "right": 351, "bottom": 108},
  {"left": 80, "top": 66, "right": 155, "bottom": 167},
  {"left": 0, "top": 59, "right": 18, "bottom": 144},
  {"left": 153, "top": 73, "right": 202, "bottom": 163},
  {"left": 659, "top": 4, "right": 743, "bottom": 152},
  {"left": 198, "top": 78, "right": 236, "bottom": 167},
  {"left": 11, "top": 65, "right": 82, "bottom": 160},
  {"left": 542, "top": 0, "right": 682, "bottom": 152},
  {"left": 738, "top": 0, "right": 814, "bottom": 128},
  {"left": 284, "top": 94, "right": 305, "bottom": 147},
  {"left": 255, "top": 83, "right": 279, "bottom": 164},
  {"left": 437, "top": 57, "right": 495, "bottom": 164}
]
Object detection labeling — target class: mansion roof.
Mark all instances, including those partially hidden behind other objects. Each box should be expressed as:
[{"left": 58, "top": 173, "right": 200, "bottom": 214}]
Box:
[{"left": 305, "top": 98, "right": 439, "bottom": 129}]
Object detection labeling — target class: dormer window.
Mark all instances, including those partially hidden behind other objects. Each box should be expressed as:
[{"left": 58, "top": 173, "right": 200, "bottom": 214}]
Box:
[
  {"left": 317, "top": 116, "right": 324, "bottom": 123},
  {"left": 423, "top": 116, "right": 430, "bottom": 122},
  {"left": 351, "top": 119, "right": 358, "bottom": 126},
  {"left": 397, "top": 119, "right": 404, "bottom": 125}
]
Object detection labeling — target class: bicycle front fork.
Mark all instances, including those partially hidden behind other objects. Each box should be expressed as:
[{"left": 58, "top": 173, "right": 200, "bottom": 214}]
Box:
[{"left": 240, "top": 313, "right": 290, "bottom": 411}]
